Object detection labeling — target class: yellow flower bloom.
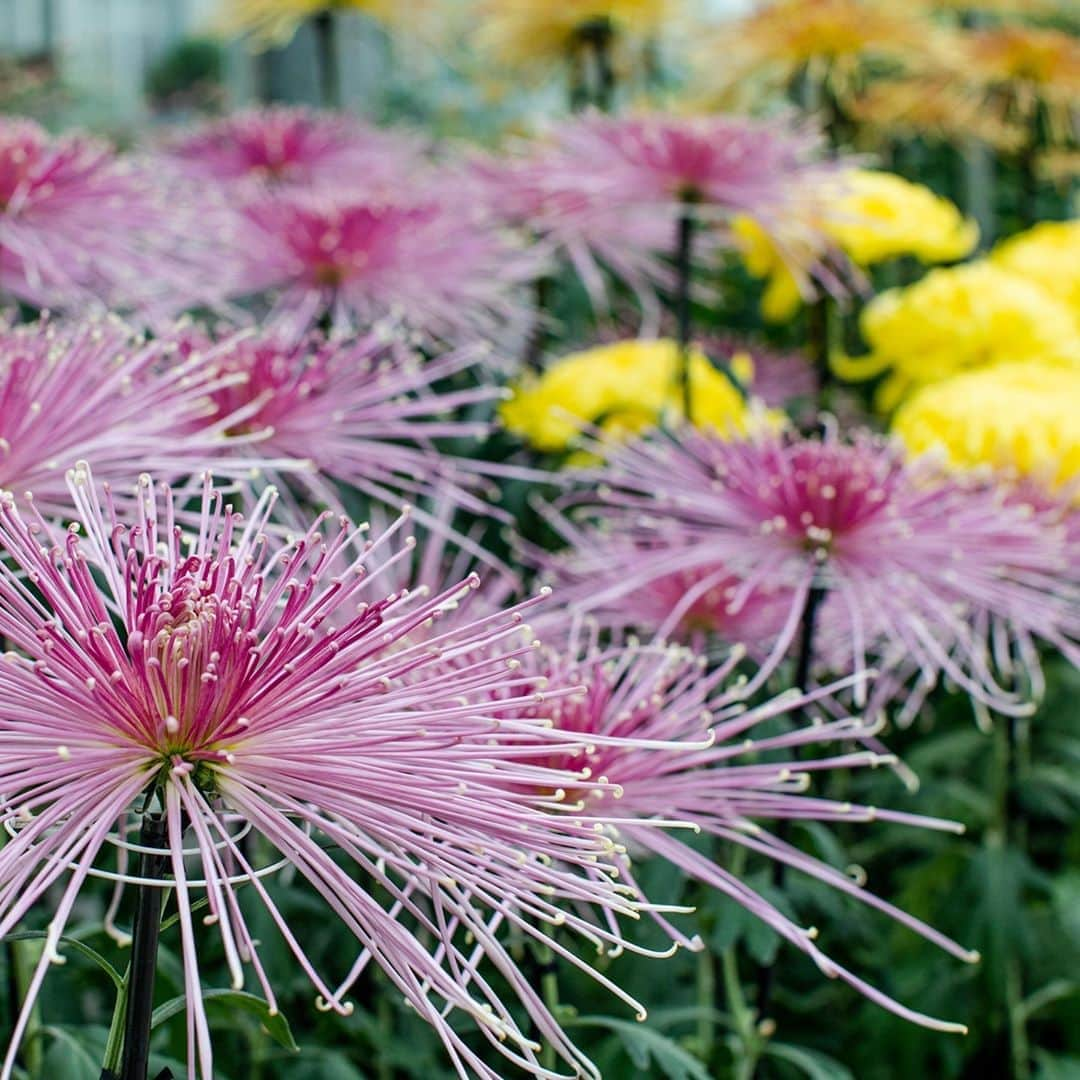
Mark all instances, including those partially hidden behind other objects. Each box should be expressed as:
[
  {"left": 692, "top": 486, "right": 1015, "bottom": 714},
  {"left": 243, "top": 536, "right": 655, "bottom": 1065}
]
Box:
[
  {"left": 501, "top": 339, "right": 755, "bottom": 452},
  {"left": 219, "top": 0, "right": 404, "bottom": 45},
  {"left": 474, "top": 0, "right": 670, "bottom": 71},
  {"left": 893, "top": 361, "right": 1080, "bottom": 489},
  {"left": 991, "top": 219, "right": 1080, "bottom": 322},
  {"left": 827, "top": 170, "right": 978, "bottom": 267},
  {"left": 836, "top": 261, "right": 1080, "bottom": 410},
  {"left": 961, "top": 25, "right": 1080, "bottom": 143},
  {"left": 693, "top": 0, "right": 941, "bottom": 110},
  {"left": 733, "top": 170, "right": 977, "bottom": 323}
]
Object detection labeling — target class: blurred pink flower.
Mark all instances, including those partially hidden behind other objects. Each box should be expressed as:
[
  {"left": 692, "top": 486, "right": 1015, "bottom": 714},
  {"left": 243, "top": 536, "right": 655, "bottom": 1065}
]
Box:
[
  {"left": 234, "top": 188, "right": 540, "bottom": 344},
  {"left": 539, "top": 427, "right": 1079, "bottom": 720},
  {"left": 162, "top": 107, "right": 429, "bottom": 197},
  {"left": 0, "top": 117, "right": 232, "bottom": 318}
]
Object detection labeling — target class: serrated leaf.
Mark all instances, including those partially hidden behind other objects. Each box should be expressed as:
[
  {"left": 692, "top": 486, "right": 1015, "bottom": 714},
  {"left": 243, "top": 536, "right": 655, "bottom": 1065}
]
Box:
[{"left": 151, "top": 989, "right": 297, "bottom": 1051}]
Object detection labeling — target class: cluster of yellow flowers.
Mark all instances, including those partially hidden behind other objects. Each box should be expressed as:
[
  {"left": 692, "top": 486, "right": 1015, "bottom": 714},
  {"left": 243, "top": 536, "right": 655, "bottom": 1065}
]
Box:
[
  {"left": 838, "top": 261, "right": 1080, "bottom": 410},
  {"left": 862, "top": 219, "right": 1080, "bottom": 488},
  {"left": 500, "top": 339, "right": 760, "bottom": 453},
  {"left": 733, "top": 169, "right": 978, "bottom": 323}
]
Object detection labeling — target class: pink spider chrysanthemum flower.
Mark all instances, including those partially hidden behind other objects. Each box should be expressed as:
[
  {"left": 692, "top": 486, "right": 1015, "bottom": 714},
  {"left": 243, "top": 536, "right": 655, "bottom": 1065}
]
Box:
[
  {"left": 234, "top": 187, "right": 540, "bottom": 345},
  {"left": 467, "top": 149, "right": 675, "bottom": 320},
  {"left": 0, "top": 117, "right": 230, "bottom": 318},
  {"left": 500, "top": 628, "right": 979, "bottom": 1030},
  {"left": 188, "top": 327, "right": 512, "bottom": 555},
  {"left": 162, "top": 107, "right": 429, "bottom": 198},
  {"left": 540, "top": 427, "right": 1079, "bottom": 722},
  {"left": 540, "top": 112, "right": 833, "bottom": 236},
  {"left": 0, "top": 315, "right": 283, "bottom": 519},
  {"left": 0, "top": 466, "right": 674, "bottom": 1080}
]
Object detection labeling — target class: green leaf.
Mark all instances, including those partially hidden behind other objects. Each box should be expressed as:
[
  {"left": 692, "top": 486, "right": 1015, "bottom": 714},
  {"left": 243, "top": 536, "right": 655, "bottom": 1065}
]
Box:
[
  {"left": 766, "top": 1041, "right": 856, "bottom": 1080},
  {"left": 151, "top": 989, "right": 298, "bottom": 1052},
  {"left": 38, "top": 1026, "right": 104, "bottom": 1080},
  {"left": 569, "top": 1016, "right": 711, "bottom": 1080},
  {"left": 2, "top": 932, "right": 123, "bottom": 989}
]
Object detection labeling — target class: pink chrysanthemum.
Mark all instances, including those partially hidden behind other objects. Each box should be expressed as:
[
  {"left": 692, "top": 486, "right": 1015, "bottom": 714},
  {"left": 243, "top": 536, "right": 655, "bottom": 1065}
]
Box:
[
  {"left": 233, "top": 187, "right": 539, "bottom": 344},
  {"left": 540, "top": 112, "right": 832, "bottom": 229},
  {"left": 0, "top": 117, "right": 229, "bottom": 317},
  {"left": 0, "top": 315, "right": 280, "bottom": 519},
  {"left": 540, "top": 428, "right": 1079, "bottom": 720},
  {"left": 0, "top": 467, "right": 665, "bottom": 1080},
  {"left": 185, "top": 327, "right": 511, "bottom": 554},
  {"left": 162, "top": 107, "right": 428, "bottom": 197},
  {"left": 498, "top": 629, "right": 979, "bottom": 1030},
  {"left": 468, "top": 149, "right": 675, "bottom": 319}
]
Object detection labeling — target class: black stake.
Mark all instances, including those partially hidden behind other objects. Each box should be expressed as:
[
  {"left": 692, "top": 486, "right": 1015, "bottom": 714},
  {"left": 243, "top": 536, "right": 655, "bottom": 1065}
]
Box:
[
  {"left": 674, "top": 205, "right": 696, "bottom": 422},
  {"left": 752, "top": 582, "right": 827, "bottom": 1032},
  {"left": 118, "top": 813, "right": 169, "bottom": 1080},
  {"left": 313, "top": 11, "right": 340, "bottom": 110}
]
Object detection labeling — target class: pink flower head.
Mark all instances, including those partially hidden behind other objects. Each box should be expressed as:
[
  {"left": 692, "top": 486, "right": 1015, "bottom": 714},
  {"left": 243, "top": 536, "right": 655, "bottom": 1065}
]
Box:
[
  {"left": 0, "top": 315, "right": 280, "bottom": 519},
  {"left": 500, "top": 629, "right": 978, "bottom": 1030},
  {"left": 187, "top": 327, "right": 511, "bottom": 552},
  {"left": 541, "top": 427, "right": 1079, "bottom": 721},
  {"left": 0, "top": 117, "right": 230, "bottom": 318},
  {"left": 162, "top": 107, "right": 429, "bottom": 197},
  {"left": 234, "top": 187, "right": 539, "bottom": 345},
  {"left": 468, "top": 148, "right": 674, "bottom": 319},
  {"left": 543, "top": 112, "right": 831, "bottom": 226},
  {"left": 0, "top": 467, "right": 663, "bottom": 1080}
]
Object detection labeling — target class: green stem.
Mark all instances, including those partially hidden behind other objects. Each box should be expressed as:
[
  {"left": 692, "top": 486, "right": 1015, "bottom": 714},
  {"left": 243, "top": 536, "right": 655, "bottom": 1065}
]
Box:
[
  {"left": 696, "top": 946, "right": 716, "bottom": 1065},
  {"left": 722, "top": 948, "right": 764, "bottom": 1080},
  {"left": 101, "top": 964, "right": 131, "bottom": 1077},
  {"left": 11, "top": 937, "right": 44, "bottom": 1077},
  {"left": 540, "top": 949, "right": 560, "bottom": 1073}
]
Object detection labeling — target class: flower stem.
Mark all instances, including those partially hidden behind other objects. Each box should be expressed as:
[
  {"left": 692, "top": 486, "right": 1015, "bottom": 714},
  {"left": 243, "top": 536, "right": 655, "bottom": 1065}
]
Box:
[
  {"left": 674, "top": 205, "right": 696, "bottom": 422},
  {"left": 118, "top": 813, "right": 168, "bottom": 1080}
]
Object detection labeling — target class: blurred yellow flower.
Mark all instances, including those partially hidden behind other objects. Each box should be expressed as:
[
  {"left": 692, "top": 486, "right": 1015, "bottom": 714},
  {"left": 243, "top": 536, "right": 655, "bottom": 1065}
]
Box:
[
  {"left": 474, "top": 0, "right": 670, "bottom": 71},
  {"left": 219, "top": 0, "right": 403, "bottom": 45},
  {"left": 893, "top": 361, "right": 1080, "bottom": 489},
  {"left": 836, "top": 261, "right": 1080, "bottom": 410},
  {"left": 991, "top": 219, "right": 1080, "bottom": 321},
  {"left": 733, "top": 170, "right": 977, "bottom": 322},
  {"left": 501, "top": 339, "right": 756, "bottom": 452},
  {"left": 961, "top": 25, "right": 1080, "bottom": 142},
  {"left": 827, "top": 170, "right": 978, "bottom": 266},
  {"left": 694, "top": 0, "right": 939, "bottom": 110}
]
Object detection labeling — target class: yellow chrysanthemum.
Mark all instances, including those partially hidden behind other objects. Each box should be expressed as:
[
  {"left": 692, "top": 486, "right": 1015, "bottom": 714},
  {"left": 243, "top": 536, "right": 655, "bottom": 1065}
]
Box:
[
  {"left": 836, "top": 261, "right": 1080, "bottom": 410},
  {"left": 849, "top": 75, "right": 1027, "bottom": 152},
  {"left": 733, "top": 170, "right": 977, "bottom": 322},
  {"left": 991, "top": 219, "right": 1080, "bottom": 321},
  {"left": 962, "top": 25, "right": 1080, "bottom": 142},
  {"left": 893, "top": 361, "right": 1080, "bottom": 489},
  {"left": 474, "top": 0, "right": 670, "bottom": 70},
  {"left": 694, "top": 0, "right": 941, "bottom": 110},
  {"left": 218, "top": 0, "right": 403, "bottom": 45},
  {"left": 501, "top": 339, "right": 755, "bottom": 452},
  {"left": 827, "top": 170, "right": 978, "bottom": 266}
]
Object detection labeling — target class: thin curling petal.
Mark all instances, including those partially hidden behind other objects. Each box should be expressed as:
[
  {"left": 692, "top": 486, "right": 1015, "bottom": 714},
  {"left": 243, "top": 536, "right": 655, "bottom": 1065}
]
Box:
[
  {"left": 494, "top": 628, "right": 977, "bottom": 1031},
  {"left": 0, "top": 466, "right": 652, "bottom": 1079},
  {"left": 0, "top": 315, "right": 292, "bottom": 520}
]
